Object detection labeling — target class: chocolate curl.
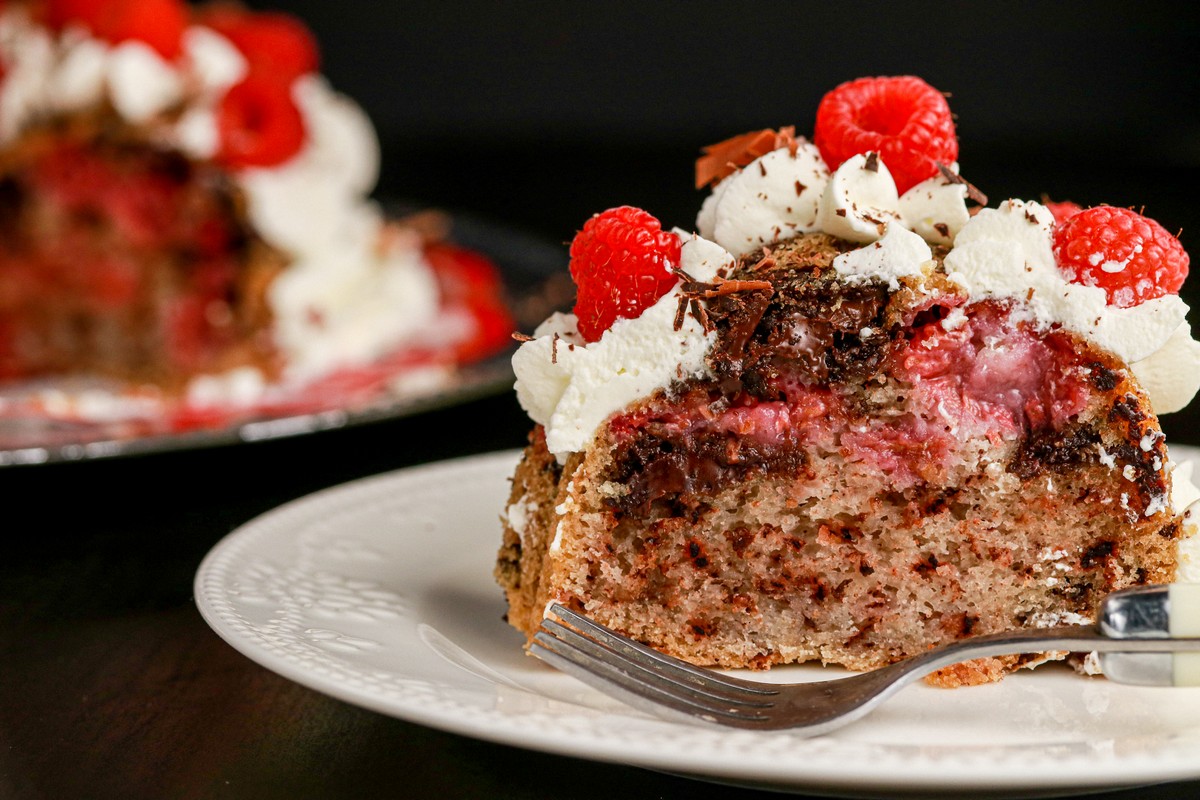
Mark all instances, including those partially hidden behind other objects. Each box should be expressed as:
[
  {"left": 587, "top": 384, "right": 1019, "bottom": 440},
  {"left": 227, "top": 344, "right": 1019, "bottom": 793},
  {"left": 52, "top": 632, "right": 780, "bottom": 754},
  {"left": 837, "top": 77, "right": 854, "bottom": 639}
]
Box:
[
  {"left": 672, "top": 268, "right": 773, "bottom": 332},
  {"left": 673, "top": 268, "right": 773, "bottom": 299},
  {"left": 673, "top": 294, "right": 689, "bottom": 332},
  {"left": 695, "top": 126, "right": 799, "bottom": 189},
  {"left": 689, "top": 298, "right": 714, "bottom": 332},
  {"left": 937, "top": 163, "right": 988, "bottom": 206}
]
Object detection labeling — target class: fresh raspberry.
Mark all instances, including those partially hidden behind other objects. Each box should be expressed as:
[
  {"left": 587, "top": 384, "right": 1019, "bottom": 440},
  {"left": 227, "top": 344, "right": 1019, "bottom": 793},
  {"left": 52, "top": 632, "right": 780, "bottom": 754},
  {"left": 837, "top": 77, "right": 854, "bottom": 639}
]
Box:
[
  {"left": 47, "top": 0, "right": 187, "bottom": 59},
  {"left": 201, "top": 6, "right": 320, "bottom": 80},
  {"left": 214, "top": 74, "right": 306, "bottom": 169},
  {"left": 424, "top": 243, "right": 514, "bottom": 361},
  {"left": 1042, "top": 198, "right": 1083, "bottom": 225},
  {"left": 1053, "top": 205, "right": 1189, "bottom": 308},
  {"left": 814, "top": 76, "right": 958, "bottom": 194},
  {"left": 569, "top": 206, "right": 681, "bottom": 342},
  {"left": 44, "top": 0, "right": 108, "bottom": 31},
  {"left": 424, "top": 242, "right": 504, "bottom": 302}
]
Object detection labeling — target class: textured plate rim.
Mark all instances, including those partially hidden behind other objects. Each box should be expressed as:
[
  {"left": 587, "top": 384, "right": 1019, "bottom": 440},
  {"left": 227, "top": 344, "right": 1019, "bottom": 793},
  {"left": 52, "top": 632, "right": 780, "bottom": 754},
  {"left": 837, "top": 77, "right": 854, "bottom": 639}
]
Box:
[{"left": 194, "top": 446, "right": 1200, "bottom": 796}]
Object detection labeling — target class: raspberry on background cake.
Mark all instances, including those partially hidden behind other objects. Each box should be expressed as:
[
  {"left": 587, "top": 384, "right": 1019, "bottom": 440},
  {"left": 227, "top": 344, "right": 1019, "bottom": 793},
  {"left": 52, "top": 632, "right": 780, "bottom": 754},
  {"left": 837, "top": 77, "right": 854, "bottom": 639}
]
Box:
[
  {"left": 496, "top": 75, "right": 1200, "bottom": 686},
  {"left": 0, "top": 0, "right": 513, "bottom": 426}
]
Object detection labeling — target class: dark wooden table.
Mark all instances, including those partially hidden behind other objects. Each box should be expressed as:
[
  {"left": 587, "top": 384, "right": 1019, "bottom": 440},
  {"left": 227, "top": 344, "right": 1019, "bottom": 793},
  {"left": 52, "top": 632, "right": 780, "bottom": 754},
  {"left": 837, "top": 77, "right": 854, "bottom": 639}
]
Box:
[{"left": 3, "top": 388, "right": 1200, "bottom": 800}]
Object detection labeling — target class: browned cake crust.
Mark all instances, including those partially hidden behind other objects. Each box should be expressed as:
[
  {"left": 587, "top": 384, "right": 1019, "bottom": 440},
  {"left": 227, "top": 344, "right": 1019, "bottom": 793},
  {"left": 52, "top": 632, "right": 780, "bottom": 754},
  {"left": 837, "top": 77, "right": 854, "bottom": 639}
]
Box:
[{"left": 496, "top": 233, "right": 1181, "bottom": 686}]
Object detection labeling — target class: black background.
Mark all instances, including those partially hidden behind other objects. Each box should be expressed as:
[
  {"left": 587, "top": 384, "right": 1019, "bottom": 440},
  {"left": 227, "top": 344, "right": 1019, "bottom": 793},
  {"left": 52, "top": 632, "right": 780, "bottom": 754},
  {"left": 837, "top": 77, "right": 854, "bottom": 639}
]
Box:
[
  {"left": 247, "top": 0, "right": 1200, "bottom": 440},
  {"left": 5, "top": 3, "right": 1200, "bottom": 799},
  {"left": 245, "top": 1, "right": 1200, "bottom": 243}
]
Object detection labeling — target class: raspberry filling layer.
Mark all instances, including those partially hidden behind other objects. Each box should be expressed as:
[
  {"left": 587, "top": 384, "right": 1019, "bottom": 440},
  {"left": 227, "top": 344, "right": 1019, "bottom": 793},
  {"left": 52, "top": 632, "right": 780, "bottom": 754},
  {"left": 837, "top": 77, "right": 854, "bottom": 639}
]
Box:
[{"left": 607, "top": 302, "right": 1095, "bottom": 516}]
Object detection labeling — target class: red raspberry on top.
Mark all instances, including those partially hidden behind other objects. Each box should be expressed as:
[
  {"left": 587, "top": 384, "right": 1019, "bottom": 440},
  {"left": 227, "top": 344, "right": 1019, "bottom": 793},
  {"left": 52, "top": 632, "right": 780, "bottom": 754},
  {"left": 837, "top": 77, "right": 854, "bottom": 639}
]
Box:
[
  {"left": 1053, "top": 205, "right": 1188, "bottom": 308},
  {"left": 214, "top": 74, "right": 306, "bottom": 169},
  {"left": 814, "top": 76, "right": 957, "bottom": 195},
  {"left": 569, "top": 206, "right": 681, "bottom": 342},
  {"left": 1042, "top": 198, "right": 1083, "bottom": 225},
  {"left": 200, "top": 6, "right": 320, "bottom": 81},
  {"left": 44, "top": 0, "right": 105, "bottom": 30},
  {"left": 46, "top": 0, "right": 187, "bottom": 59}
]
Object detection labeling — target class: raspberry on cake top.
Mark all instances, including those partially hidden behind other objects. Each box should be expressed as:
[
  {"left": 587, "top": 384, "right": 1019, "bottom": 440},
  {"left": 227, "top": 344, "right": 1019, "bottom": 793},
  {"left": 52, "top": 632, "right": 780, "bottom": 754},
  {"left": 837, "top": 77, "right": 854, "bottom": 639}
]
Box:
[
  {"left": 0, "top": 0, "right": 511, "bottom": 411},
  {"left": 510, "top": 75, "right": 1200, "bottom": 580}
]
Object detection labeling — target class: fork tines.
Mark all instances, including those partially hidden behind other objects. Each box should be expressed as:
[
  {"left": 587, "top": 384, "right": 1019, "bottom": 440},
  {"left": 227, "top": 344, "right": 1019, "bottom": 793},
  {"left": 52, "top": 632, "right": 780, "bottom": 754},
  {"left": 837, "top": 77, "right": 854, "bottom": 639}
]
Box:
[{"left": 530, "top": 603, "right": 776, "bottom": 726}]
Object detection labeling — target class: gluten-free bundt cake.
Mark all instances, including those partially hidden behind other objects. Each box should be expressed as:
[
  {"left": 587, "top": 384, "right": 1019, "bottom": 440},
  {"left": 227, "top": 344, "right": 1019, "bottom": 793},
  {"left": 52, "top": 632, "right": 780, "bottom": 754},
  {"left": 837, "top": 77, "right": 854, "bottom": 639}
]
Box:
[
  {"left": 0, "top": 0, "right": 510, "bottom": 411},
  {"left": 496, "top": 76, "right": 1200, "bottom": 686}
]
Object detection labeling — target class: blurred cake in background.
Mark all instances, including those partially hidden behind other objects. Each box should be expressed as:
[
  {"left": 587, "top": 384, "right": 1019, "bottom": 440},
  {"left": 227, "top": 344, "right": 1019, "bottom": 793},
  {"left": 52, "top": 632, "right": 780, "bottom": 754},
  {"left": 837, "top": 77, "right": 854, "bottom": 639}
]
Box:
[{"left": 0, "top": 0, "right": 512, "bottom": 425}]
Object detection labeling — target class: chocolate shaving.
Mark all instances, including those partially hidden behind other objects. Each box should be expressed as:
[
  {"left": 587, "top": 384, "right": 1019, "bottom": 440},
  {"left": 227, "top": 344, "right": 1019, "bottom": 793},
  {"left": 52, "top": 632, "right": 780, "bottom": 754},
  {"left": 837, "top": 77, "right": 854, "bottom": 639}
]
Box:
[
  {"left": 750, "top": 251, "right": 777, "bottom": 273},
  {"left": 705, "top": 279, "right": 774, "bottom": 298},
  {"left": 673, "top": 266, "right": 700, "bottom": 284},
  {"left": 782, "top": 126, "right": 799, "bottom": 157},
  {"left": 689, "top": 297, "right": 714, "bottom": 332},
  {"left": 966, "top": 183, "right": 988, "bottom": 206},
  {"left": 551, "top": 333, "right": 560, "bottom": 364},
  {"left": 937, "top": 163, "right": 965, "bottom": 183},
  {"left": 795, "top": 179, "right": 806, "bottom": 196},
  {"left": 934, "top": 222, "right": 950, "bottom": 238},
  {"left": 864, "top": 152, "right": 879, "bottom": 173},
  {"left": 673, "top": 267, "right": 773, "bottom": 332},
  {"left": 512, "top": 332, "right": 534, "bottom": 342},
  {"left": 937, "top": 163, "right": 988, "bottom": 206},
  {"left": 695, "top": 126, "right": 800, "bottom": 188},
  {"left": 673, "top": 294, "right": 689, "bottom": 331},
  {"left": 674, "top": 269, "right": 772, "bottom": 300}
]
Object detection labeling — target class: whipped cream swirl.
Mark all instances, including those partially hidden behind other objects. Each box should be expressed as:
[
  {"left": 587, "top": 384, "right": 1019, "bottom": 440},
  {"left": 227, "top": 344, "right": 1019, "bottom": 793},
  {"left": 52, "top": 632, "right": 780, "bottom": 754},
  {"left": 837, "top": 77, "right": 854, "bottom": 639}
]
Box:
[
  {"left": 516, "top": 138, "right": 1200, "bottom": 459},
  {"left": 513, "top": 234, "right": 732, "bottom": 460},
  {"left": 697, "top": 143, "right": 971, "bottom": 255},
  {"left": 697, "top": 141, "right": 1200, "bottom": 415}
]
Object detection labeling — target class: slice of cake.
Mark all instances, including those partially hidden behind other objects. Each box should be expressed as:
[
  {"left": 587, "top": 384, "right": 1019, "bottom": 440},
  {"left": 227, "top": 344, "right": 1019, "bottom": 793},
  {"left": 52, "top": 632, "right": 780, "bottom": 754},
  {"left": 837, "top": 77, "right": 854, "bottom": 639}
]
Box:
[
  {"left": 0, "top": 0, "right": 511, "bottom": 410},
  {"left": 496, "top": 76, "right": 1200, "bottom": 685}
]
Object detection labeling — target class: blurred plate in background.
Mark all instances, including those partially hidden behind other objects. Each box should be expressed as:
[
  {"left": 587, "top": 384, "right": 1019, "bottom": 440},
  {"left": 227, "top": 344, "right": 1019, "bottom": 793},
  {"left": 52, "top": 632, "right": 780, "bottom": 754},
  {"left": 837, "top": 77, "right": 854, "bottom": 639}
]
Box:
[{"left": 0, "top": 211, "right": 566, "bottom": 466}]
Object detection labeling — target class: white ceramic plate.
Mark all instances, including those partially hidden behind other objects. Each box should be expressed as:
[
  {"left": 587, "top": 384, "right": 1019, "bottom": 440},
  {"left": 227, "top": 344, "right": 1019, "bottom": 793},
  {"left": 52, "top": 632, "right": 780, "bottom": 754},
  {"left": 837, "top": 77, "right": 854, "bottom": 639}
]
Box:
[{"left": 195, "top": 447, "right": 1200, "bottom": 797}]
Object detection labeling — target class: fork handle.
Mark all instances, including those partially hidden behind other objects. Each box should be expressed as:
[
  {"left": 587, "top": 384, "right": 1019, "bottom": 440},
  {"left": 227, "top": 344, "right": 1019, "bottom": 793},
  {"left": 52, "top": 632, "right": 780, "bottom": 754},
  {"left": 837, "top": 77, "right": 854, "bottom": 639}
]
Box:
[
  {"left": 1100, "top": 583, "right": 1200, "bottom": 638},
  {"left": 1099, "top": 583, "right": 1200, "bottom": 686},
  {"left": 1100, "top": 652, "right": 1200, "bottom": 686}
]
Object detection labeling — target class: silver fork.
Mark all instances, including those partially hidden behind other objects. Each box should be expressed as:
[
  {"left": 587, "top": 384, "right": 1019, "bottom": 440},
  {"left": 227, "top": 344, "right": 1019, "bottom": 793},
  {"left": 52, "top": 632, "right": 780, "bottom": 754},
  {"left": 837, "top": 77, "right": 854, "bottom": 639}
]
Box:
[{"left": 531, "top": 584, "right": 1200, "bottom": 734}]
